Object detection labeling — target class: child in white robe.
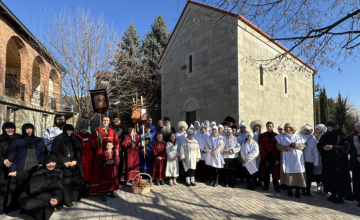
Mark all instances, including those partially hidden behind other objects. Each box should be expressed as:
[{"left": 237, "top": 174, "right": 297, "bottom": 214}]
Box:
[
  {"left": 166, "top": 133, "right": 179, "bottom": 186},
  {"left": 241, "top": 131, "right": 259, "bottom": 190},
  {"left": 205, "top": 126, "right": 224, "bottom": 187}
]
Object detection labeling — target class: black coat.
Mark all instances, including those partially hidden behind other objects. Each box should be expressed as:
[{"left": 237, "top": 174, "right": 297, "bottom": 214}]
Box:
[
  {"left": 0, "top": 133, "right": 19, "bottom": 212},
  {"left": 318, "top": 129, "right": 353, "bottom": 200},
  {"left": 50, "top": 133, "right": 83, "bottom": 205},
  {"left": 349, "top": 134, "right": 360, "bottom": 202},
  {"left": 19, "top": 167, "right": 63, "bottom": 211}
]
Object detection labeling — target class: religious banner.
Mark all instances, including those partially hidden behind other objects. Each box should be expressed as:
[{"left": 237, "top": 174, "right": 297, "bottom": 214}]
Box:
[
  {"left": 89, "top": 89, "right": 109, "bottom": 114},
  {"left": 131, "top": 103, "right": 148, "bottom": 125}
]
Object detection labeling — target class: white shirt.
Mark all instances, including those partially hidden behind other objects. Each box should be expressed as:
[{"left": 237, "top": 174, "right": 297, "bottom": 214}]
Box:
[
  {"left": 42, "top": 126, "right": 63, "bottom": 152},
  {"left": 195, "top": 133, "right": 209, "bottom": 161}
]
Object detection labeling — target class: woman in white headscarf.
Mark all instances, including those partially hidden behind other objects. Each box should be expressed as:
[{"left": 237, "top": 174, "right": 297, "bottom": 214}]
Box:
[
  {"left": 276, "top": 123, "right": 306, "bottom": 198},
  {"left": 205, "top": 126, "right": 224, "bottom": 187},
  {"left": 250, "top": 120, "right": 263, "bottom": 187},
  {"left": 300, "top": 125, "right": 319, "bottom": 196},
  {"left": 313, "top": 124, "right": 327, "bottom": 194}
]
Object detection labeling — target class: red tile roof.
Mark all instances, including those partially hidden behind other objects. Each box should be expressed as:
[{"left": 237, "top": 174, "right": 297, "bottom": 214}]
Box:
[{"left": 159, "top": 0, "right": 317, "bottom": 74}]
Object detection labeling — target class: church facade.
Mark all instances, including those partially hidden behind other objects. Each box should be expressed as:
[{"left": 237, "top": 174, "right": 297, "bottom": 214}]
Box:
[{"left": 159, "top": 0, "right": 316, "bottom": 129}]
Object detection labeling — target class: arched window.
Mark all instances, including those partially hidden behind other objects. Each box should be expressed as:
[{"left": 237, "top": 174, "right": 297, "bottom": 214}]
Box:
[
  {"left": 284, "top": 77, "right": 288, "bottom": 94},
  {"left": 260, "top": 66, "right": 264, "bottom": 86},
  {"left": 189, "top": 55, "right": 193, "bottom": 73}
]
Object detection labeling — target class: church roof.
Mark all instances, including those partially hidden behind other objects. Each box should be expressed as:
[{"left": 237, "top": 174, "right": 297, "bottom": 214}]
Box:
[{"left": 159, "top": 0, "right": 317, "bottom": 74}]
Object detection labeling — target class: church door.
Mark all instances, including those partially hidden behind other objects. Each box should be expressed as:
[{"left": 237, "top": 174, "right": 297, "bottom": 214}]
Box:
[{"left": 186, "top": 111, "right": 196, "bottom": 127}]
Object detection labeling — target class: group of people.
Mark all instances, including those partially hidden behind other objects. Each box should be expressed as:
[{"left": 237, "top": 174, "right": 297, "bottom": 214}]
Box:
[{"left": 0, "top": 114, "right": 360, "bottom": 220}]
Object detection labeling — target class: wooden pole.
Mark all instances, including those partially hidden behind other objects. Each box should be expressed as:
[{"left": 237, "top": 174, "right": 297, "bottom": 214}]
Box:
[{"left": 141, "top": 96, "right": 145, "bottom": 158}]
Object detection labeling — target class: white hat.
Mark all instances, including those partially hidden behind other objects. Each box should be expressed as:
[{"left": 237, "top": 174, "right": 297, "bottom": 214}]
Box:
[
  {"left": 194, "top": 121, "right": 200, "bottom": 126},
  {"left": 246, "top": 131, "right": 254, "bottom": 137},
  {"left": 188, "top": 124, "right": 195, "bottom": 130},
  {"left": 212, "top": 126, "right": 218, "bottom": 132},
  {"left": 187, "top": 129, "right": 194, "bottom": 135},
  {"left": 355, "top": 121, "right": 360, "bottom": 127},
  {"left": 278, "top": 124, "right": 284, "bottom": 130},
  {"left": 300, "top": 124, "right": 313, "bottom": 134},
  {"left": 226, "top": 128, "right": 232, "bottom": 133},
  {"left": 239, "top": 120, "right": 246, "bottom": 128},
  {"left": 315, "top": 124, "right": 327, "bottom": 133},
  {"left": 218, "top": 124, "right": 224, "bottom": 129},
  {"left": 204, "top": 120, "right": 209, "bottom": 123},
  {"left": 211, "top": 121, "right": 216, "bottom": 126},
  {"left": 200, "top": 123, "right": 206, "bottom": 130},
  {"left": 250, "top": 120, "right": 263, "bottom": 130},
  {"left": 177, "top": 121, "right": 188, "bottom": 131}
]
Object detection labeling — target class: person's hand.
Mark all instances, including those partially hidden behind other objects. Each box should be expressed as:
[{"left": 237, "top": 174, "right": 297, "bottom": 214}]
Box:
[
  {"left": 357, "top": 156, "right": 360, "bottom": 163},
  {"left": 50, "top": 198, "right": 57, "bottom": 206},
  {"left": 114, "top": 149, "right": 119, "bottom": 156},
  {"left": 71, "top": 161, "right": 77, "bottom": 166},
  {"left": 290, "top": 143, "right": 296, "bottom": 147},
  {"left": 223, "top": 150, "right": 228, "bottom": 154},
  {"left": 182, "top": 158, "right": 185, "bottom": 162},
  {"left": 229, "top": 150, "right": 234, "bottom": 154},
  {"left": 287, "top": 146, "right": 293, "bottom": 151},
  {"left": 4, "top": 159, "right": 12, "bottom": 168},
  {"left": 158, "top": 157, "right": 162, "bottom": 160},
  {"left": 173, "top": 156, "right": 178, "bottom": 161},
  {"left": 8, "top": 172, "right": 16, "bottom": 177},
  {"left": 248, "top": 161, "right": 252, "bottom": 163},
  {"left": 64, "top": 162, "right": 71, "bottom": 168},
  {"left": 38, "top": 164, "right": 42, "bottom": 169},
  {"left": 324, "top": 145, "right": 333, "bottom": 151},
  {"left": 196, "top": 159, "right": 200, "bottom": 163}
]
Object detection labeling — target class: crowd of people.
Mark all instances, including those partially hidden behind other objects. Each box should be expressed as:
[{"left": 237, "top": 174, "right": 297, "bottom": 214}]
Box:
[{"left": 0, "top": 113, "right": 359, "bottom": 220}]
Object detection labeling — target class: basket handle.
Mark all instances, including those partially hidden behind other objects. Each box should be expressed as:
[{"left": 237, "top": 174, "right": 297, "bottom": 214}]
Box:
[{"left": 134, "top": 173, "right": 152, "bottom": 185}]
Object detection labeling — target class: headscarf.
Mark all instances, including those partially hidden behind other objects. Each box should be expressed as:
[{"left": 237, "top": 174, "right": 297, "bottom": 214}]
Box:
[
  {"left": 315, "top": 124, "right": 327, "bottom": 133},
  {"left": 327, "top": 120, "right": 339, "bottom": 131},
  {"left": 43, "top": 154, "right": 57, "bottom": 166},
  {"left": 2, "top": 122, "right": 17, "bottom": 142},
  {"left": 22, "top": 123, "right": 35, "bottom": 149}
]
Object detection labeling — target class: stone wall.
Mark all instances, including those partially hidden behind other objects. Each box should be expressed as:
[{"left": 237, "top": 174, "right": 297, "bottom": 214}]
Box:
[
  {"left": 160, "top": 4, "right": 239, "bottom": 125},
  {"left": 237, "top": 20, "right": 315, "bottom": 130}
]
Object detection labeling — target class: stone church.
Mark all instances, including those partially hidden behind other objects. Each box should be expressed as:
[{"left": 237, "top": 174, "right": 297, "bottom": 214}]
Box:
[{"left": 159, "top": 0, "right": 316, "bottom": 129}]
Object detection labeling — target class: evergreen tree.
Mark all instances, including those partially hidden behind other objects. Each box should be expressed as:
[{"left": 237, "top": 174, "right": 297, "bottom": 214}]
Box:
[
  {"left": 142, "top": 13, "right": 170, "bottom": 70},
  {"left": 121, "top": 22, "right": 141, "bottom": 59},
  {"left": 315, "top": 100, "right": 321, "bottom": 125},
  {"left": 319, "top": 88, "right": 330, "bottom": 124},
  {"left": 334, "top": 92, "right": 352, "bottom": 128}
]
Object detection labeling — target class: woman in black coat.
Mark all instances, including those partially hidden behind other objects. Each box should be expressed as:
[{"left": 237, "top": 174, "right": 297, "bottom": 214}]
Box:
[
  {"left": 19, "top": 155, "right": 62, "bottom": 220},
  {"left": 349, "top": 121, "right": 360, "bottom": 206},
  {"left": 0, "top": 122, "right": 19, "bottom": 213},
  {"left": 6, "top": 123, "right": 45, "bottom": 212},
  {"left": 50, "top": 124, "right": 83, "bottom": 209},
  {"left": 318, "top": 121, "right": 353, "bottom": 204}
]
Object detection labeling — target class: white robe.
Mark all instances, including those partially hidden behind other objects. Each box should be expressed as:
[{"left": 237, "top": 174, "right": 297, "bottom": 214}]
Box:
[
  {"left": 180, "top": 138, "right": 201, "bottom": 172},
  {"left": 240, "top": 140, "right": 260, "bottom": 173},
  {"left": 206, "top": 128, "right": 212, "bottom": 136},
  {"left": 253, "top": 132, "right": 262, "bottom": 171},
  {"left": 205, "top": 135, "right": 224, "bottom": 168},
  {"left": 175, "top": 132, "right": 187, "bottom": 146},
  {"left": 275, "top": 133, "right": 306, "bottom": 173},
  {"left": 195, "top": 133, "right": 209, "bottom": 161},
  {"left": 42, "top": 126, "right": 63, "bottom": 152},
  {"left": 223, "top": 135, "right": 241, "bottom": 159},
  {"left": 165, "top": 141, "right": 179, "bottom": 177}
]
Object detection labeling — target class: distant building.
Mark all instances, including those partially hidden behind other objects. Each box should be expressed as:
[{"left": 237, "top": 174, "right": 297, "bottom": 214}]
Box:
[
  {"left": 0, "top": 2, "right": 77, "bottom": 135},
  {"left": 159, "top": 0, "right": 316, "bottom": 129}
]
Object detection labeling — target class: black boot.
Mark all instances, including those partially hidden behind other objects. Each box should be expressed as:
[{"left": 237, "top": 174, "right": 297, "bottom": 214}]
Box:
[
  {"left": 333, "top": 196, "right": 344, "bottom": 204},
  {"left": 160, "top": 179, "right": 165, "bottom": 185},
  {"left": 261, "top": 185, "right": 269, "bottom": 190},
  {"left": 295, "top": 188, "right": 301, "bottom": 198},
  {"left": 287, "top": 188, "right": 293, "bottom": 197},
  {"left": 155, "top": 179, "right": 160, "bottom": 186},
  {"left": 213, "top": 176, "right": 219, "bottom": 187},
  {"left": 109, "top": 191, "right": 117, "bottom": 198},
  {"left": 273, "top": 180, "right": 280, "bottom": 193},
  {"left": 101, "top": 193, "right": 107, "bottom": 202},
  {"left": 327, "top": 194, "right": 337, "bottom": 201}
]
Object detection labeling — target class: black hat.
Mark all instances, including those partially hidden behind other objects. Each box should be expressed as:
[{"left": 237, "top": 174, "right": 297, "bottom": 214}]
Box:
[
  {"left": 2, "top": 122, "right": 15, "bottom": 134},
  {"left": 44, "top": 154, "right": 57, "bottom": 165},
  {"left": 326, "top": 121, "right": 339, "bottom": 131},
  {"left": 164, "top": 117, "right": 170, "bottom": 121},
  {"left": 230, "top": 125, "right": 238, "bottom": 130},
  {"left": 224, "top": 116, "right": 235, "bottom": 124},
  {"left": 63, "top": 124, "right": 75, "bottom": 135},
  {"left": 112, "top": 113, "right": 121, "bottom": 120},
  {"left": 22, "top": 123, "right": 35, "bottom": 137}
]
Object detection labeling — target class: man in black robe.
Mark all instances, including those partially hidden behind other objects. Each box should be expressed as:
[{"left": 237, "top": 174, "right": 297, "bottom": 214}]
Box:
[
  {"left": 109, "top": 113, "right": 125, "bottom": 183},
  {"left": 318, "top": 121, "right": 353, "bottom": 204}
]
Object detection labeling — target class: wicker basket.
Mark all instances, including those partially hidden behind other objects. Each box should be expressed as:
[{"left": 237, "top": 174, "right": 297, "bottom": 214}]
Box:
[{"left": 132, "top": 173, "right": 152, "bottom": 195}]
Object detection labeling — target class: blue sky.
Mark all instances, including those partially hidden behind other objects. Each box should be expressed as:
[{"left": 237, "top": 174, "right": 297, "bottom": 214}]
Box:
[{"left": 2, "top": 0, "right": 358, "bottom": 111}]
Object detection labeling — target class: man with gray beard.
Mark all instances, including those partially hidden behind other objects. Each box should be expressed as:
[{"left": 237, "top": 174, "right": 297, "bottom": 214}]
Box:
[{"left": 160, "top": 117, "right": 176, "bottom": 141}]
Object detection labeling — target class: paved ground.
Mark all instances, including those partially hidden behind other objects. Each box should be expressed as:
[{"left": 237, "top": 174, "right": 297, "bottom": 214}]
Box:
[{"left": 3, "top": 181, "right": 360, "bottom": 220}]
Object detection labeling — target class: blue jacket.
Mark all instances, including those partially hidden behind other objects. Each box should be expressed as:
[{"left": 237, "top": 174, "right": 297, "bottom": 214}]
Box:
[
  {"left": 138, "top": 125, "right": 157, "bottom": 136},
  {"left": 7, "top": 137, "right": 45, "bottom": 173}
]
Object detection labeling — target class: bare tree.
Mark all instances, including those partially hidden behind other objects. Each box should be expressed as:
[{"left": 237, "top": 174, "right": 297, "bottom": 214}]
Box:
[
  {"left": 41, "top": 8, "right": 118, "bottom": 118},
  {"left": 193, "top": 0, "right": 360, "bottom": 72}
]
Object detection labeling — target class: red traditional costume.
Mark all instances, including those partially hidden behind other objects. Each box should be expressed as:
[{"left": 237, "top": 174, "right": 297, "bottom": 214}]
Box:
[
  {"left": 89, "top": 127, "right": 119, "bottom": 195},
  {"left": 152, "top": 140, "right": 166, "bottom": 180},
  {"left": 258, "top": 132, "right": 280, "bottom": 180},
  {"left": 75, "top": 132, "right": 94, "bottom": 181},
  {"left": 100, "top": 150, "right": 120, "bottom": 192},
  {"left": 121, "top": 134, "right": 141, "bottom": 181}
]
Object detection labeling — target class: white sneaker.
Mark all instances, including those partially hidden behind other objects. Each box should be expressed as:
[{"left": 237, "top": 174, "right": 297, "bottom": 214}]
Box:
[
  {"left": 169, "top": 179, "right": 173, "bottom": 186},
  {"left": 315, "top": 183, "right": 321, "bottom": 194},
  {"left": 173, "top": 179, "right": 178, "bottom": 185},
  {"left": 190, "top": 177, "right": 196, "bottom": 186},
  {"left": 186, "top": 177, "right": 191, "bottom": 186}
]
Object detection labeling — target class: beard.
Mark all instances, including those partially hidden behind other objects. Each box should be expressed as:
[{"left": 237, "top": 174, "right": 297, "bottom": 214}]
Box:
[
  {"left": 161, "top": 125, "right": 172, "bottom": 136},
  {"left": 55, "top": 121, "right": 65, "bottom": 127}
]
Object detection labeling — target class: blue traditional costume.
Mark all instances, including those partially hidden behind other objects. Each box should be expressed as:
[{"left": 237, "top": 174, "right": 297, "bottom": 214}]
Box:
[{"left": 139, "top": 143, "right": 152, "bottom": 174}]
